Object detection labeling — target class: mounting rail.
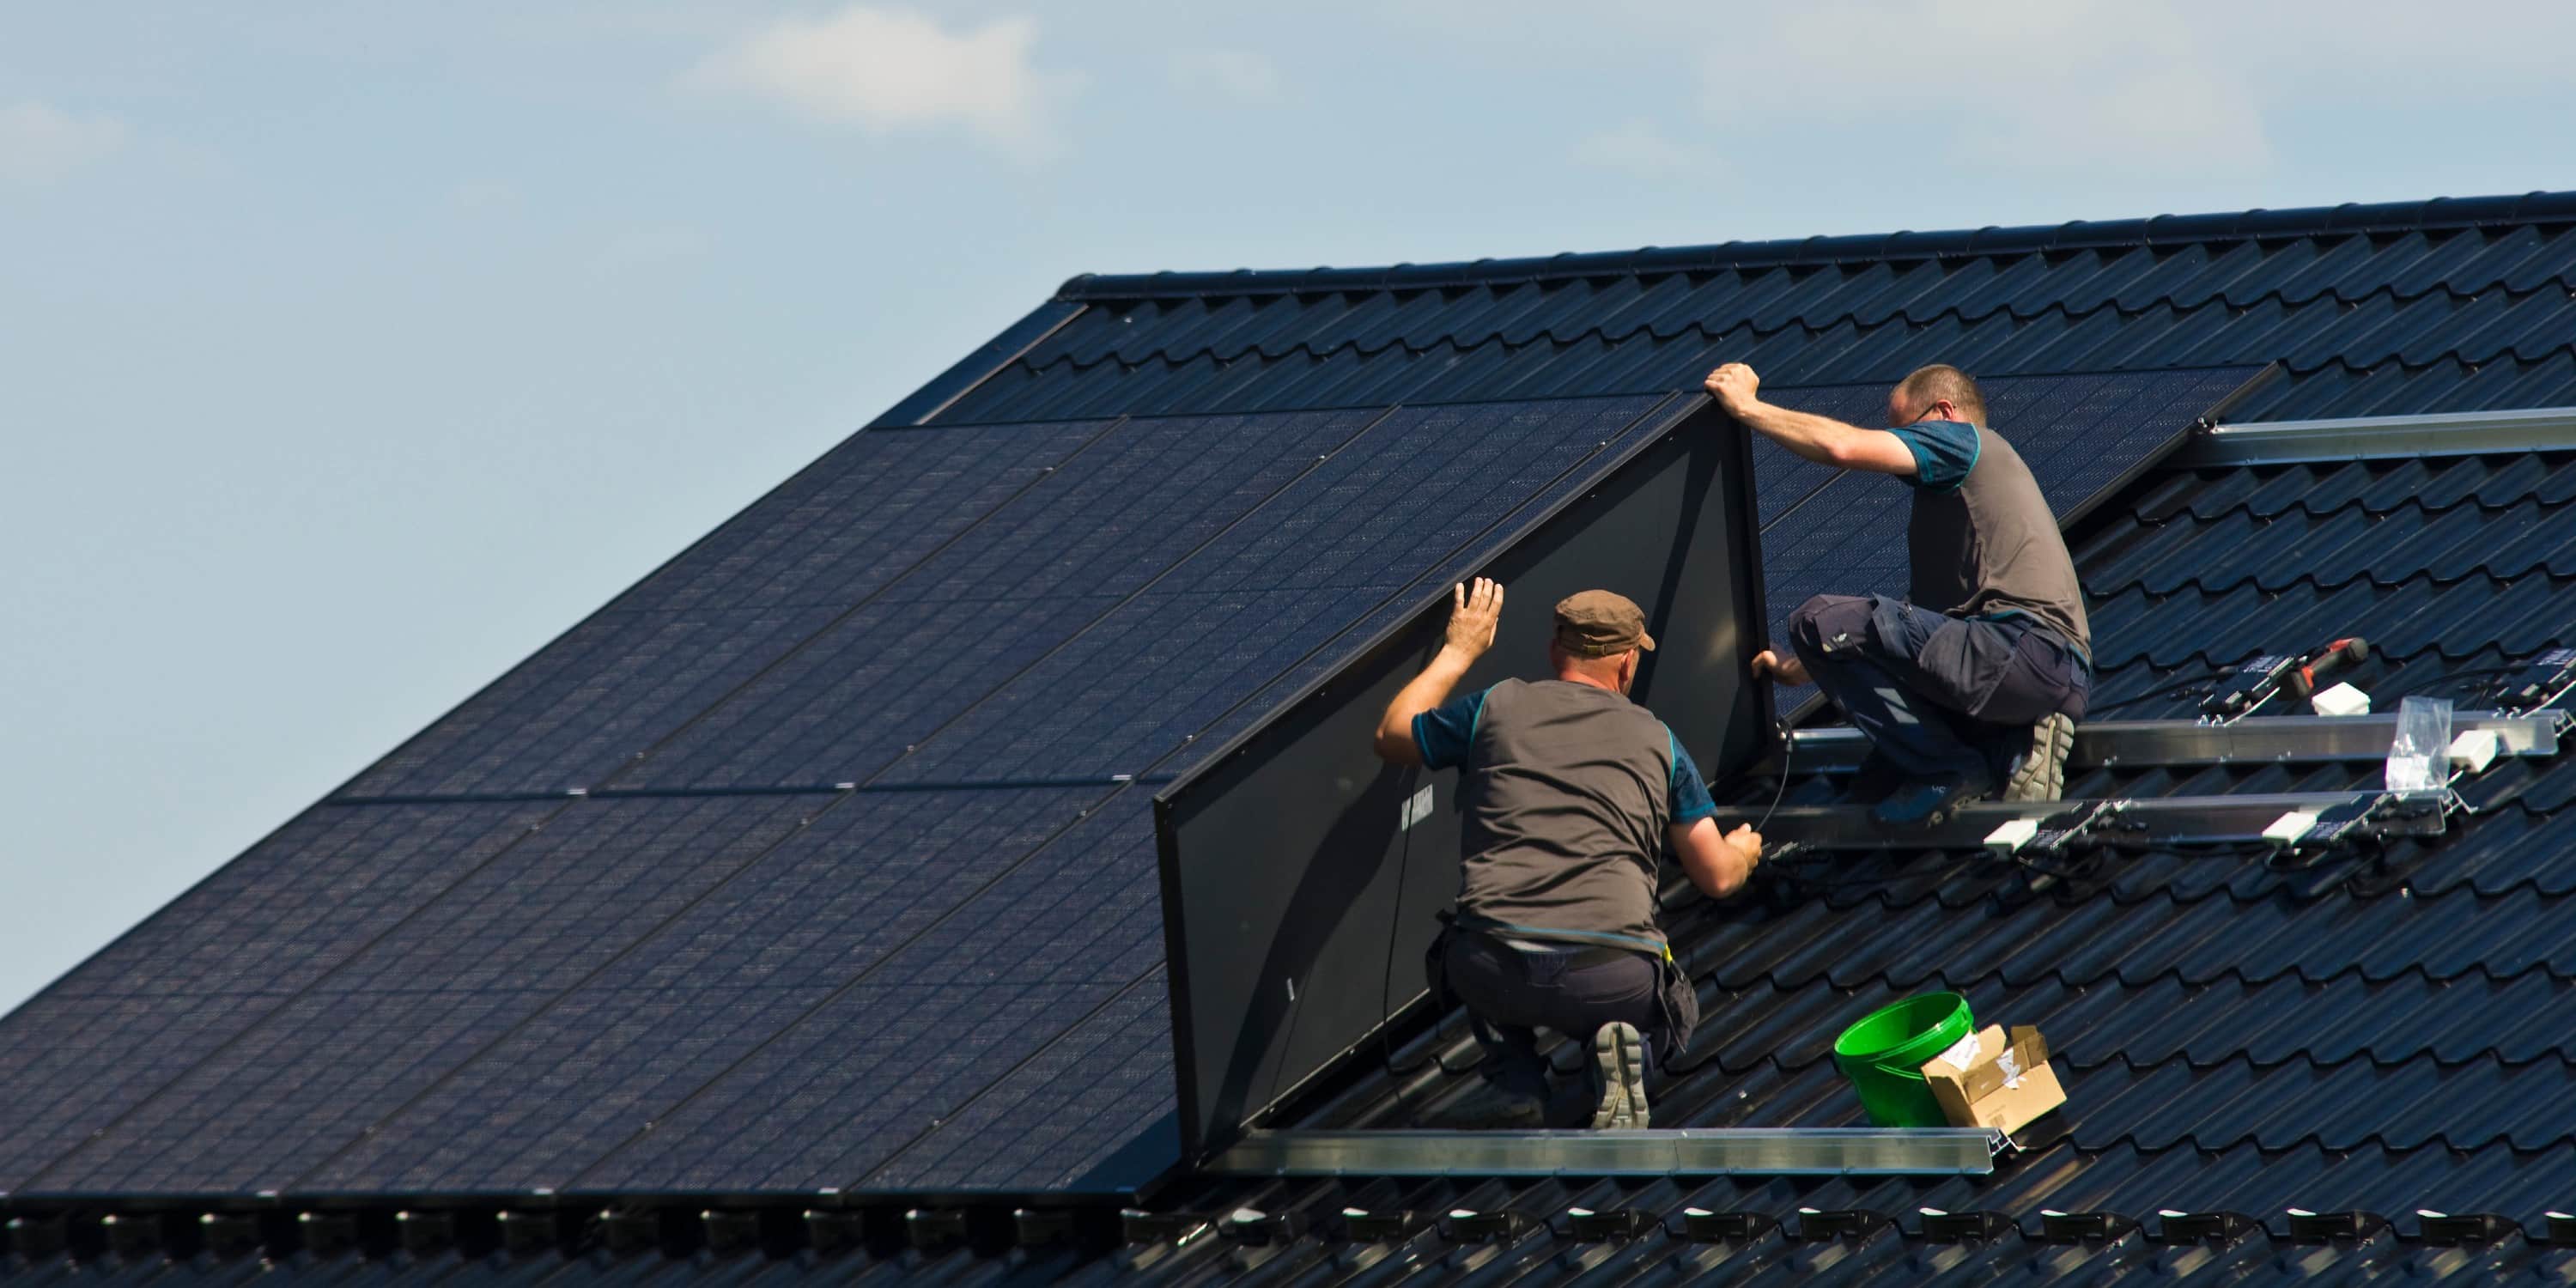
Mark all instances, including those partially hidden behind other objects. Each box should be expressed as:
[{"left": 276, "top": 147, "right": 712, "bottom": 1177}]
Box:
[
  {"left": 2174, "top": 406, "right": 2576, "bottom": 466},
  {"left": 1716, "top": 790, "right": 2447, "bottom": 853},
  {"left": 1777, "top": 713, "right": 2557, "bottom": 775},
  {"left": 1207, "top": 1128, "right": 2002, "bottom": 1179}
]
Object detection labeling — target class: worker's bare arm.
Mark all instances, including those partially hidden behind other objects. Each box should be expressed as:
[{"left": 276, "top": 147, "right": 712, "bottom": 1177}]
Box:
[
  {"left": 1671, "top": 819, "right": 1761, "bottom": 897},
  {"left": 1704, "top": 363, "right": 1917, "bottom": 476},
  {"left": 1372, "top": 578, "right": 1504, "bottom": 763}
]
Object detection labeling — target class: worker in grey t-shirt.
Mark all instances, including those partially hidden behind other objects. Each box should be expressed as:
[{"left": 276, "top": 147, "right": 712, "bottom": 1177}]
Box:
[
  {"left": 1372, "top": 580, "right": 1762, "bottom": 1129},
  {"left": 1706, "top": 361, "right": 2093, "bottom": 827}
]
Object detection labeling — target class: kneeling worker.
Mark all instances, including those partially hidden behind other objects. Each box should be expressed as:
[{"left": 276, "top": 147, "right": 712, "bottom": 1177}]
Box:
[{"left": 1372, "top": 579, "right": 1762, "bottom": 1128}]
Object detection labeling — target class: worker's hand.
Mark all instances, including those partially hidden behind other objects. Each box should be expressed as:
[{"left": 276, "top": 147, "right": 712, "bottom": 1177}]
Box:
[
  {"left": 1704, "top": 362, "right": 1761, "bottom": 419},
  {"left": 1724, "top": 823, "right": 1762, "bottom": 866},
  {"left": 1753, "top": 647, "right": 1808, "bottom": 687},
  {"left": 1443, "top": 577, "right": 1504, "bottom": 659}
]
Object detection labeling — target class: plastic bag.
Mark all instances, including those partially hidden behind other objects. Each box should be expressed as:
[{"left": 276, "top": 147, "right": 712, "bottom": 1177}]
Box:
[{"left": 2385, "top": 696, "right": 2454, "bottom": 794}]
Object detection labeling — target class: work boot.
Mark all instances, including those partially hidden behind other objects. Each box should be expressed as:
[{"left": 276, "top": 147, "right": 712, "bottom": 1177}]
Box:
[
  {"left": 1442, "top": 1074, "right": 1546, "bottom": 1129},
  {"left": 2002, "top": 713, "right": 2075, "bottom": 802},
  {"left": 1870, "top": 771, "right": 1991, "bottom": 828},
  {"left": 1589, "top": 1022, "right": 1649, "bottom": 1130}
]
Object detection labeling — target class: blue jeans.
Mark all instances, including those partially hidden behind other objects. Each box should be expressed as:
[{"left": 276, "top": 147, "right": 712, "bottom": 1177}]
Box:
[{"left": 1788, "top": 594, "right": 2089, "bottom": 781}]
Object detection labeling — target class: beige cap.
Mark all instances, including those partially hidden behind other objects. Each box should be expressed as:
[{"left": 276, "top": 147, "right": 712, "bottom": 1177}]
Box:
[{"left": 1552, "top": 589, "right": 1656, "bottom": 657}]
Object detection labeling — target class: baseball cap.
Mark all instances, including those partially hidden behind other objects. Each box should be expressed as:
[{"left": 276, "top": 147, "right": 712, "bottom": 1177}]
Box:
[{"left": 1553, "top": 589, "right": 1656, "bottom": 657}]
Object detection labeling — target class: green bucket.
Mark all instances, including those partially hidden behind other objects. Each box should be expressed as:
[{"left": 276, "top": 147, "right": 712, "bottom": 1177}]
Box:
[{"left": 1832, "top": 993, "right": 1975, "bottom": 1127}]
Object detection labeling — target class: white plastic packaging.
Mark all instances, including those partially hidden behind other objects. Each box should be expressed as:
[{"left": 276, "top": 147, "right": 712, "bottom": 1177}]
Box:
[{"left": 2385, "top": 696, "right": 2455, "bottom": 793}]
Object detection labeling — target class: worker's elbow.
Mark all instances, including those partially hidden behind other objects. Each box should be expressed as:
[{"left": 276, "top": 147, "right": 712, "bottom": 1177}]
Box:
[{"left": 1371, "top": 726, "right": 1419, "bottom": 764}]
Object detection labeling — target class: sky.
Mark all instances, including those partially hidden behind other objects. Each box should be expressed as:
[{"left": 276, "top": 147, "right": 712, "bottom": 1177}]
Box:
[{"left": 3, "top": 1, "right": 2573, "bottom": 1013}]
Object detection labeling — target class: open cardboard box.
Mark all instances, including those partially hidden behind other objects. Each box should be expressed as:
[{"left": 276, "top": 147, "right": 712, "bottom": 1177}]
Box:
[{"left": 1921, "top": 1024, "right": 2065, "bottom": 1134}]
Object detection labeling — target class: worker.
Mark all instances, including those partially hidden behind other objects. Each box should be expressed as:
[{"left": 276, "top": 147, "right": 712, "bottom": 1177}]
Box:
[
  {"left": 1705, "top": 361, "right": 2091, "bottom": 825},
  {"left": 1373, "top": 579, "right": 1762, "bottom": 1129}
]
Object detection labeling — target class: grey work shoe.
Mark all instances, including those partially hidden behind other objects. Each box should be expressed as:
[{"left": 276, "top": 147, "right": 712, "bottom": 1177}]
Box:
[
  {"left": 1589, "top": 1022, "right": 1649, "bottom": 1130},
  {"left": 2002, "top": 712, "right": 2075, "bottom": 802}
]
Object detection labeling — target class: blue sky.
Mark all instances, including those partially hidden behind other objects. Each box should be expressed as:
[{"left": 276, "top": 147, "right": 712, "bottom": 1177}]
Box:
[{"left": 4, "top": 1, "right": 2572, "bottom": 1012}]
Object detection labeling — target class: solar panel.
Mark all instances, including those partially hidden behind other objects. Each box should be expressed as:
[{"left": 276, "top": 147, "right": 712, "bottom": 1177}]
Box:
[
  {"left": 295, "top": 787, "right": 1114, "bottom": 1194},
  {"left": 568, "top": 795, "right": 1159, "bottom": 1193},
  {"left": 0, "top": 800, "right": 557, "bottom": 1192},
  {"left": 19, "top": 795, "right": 821, "bottom": 1196},
  {"left": 878, "top": 395, "right": 1678, "bottom": 784},
  {"left": 340, "top": 420, "right": 1115, "bottom": 799},
  {"left": 1749, "top": 368, "right": 2263, "bottom": 657},
  {"left": 614, "top": 409, "right": 1382, "bottom": 790}
]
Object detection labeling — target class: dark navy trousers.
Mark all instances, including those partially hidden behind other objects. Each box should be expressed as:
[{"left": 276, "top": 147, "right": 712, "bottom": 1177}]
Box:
[
  {"left": 1787, "top": 594, "right": 2090, "bottom": 781},
  {"left": 1443, "top": 932, "right": 1662, "bottom": 1102}
]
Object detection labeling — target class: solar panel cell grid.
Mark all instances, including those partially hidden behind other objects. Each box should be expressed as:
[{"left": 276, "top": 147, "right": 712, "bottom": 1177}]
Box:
[
  {"left": 21, "top": 795, "right": 816, "bottom": 1195},
  {"left": 297, "top": 787, "right": 1113, "bottom": 1193},
  {"left": 340, "top": 421, "right": 1115, "bottom": 799},
  {"left": 879, "top": 396, "right": 1672, "bottom": 783},
  {"left": 0, "top": 801, "right": 556, "bottom": 1192},
  {"left": 616, "top": 410, "right": 1382, "bottom": 791}
]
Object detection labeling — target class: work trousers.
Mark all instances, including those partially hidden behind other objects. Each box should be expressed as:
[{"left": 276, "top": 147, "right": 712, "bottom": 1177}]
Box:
[
  {"left": 1443, "top": 931, "right": 1663, "bottom": 1103},
  {"left": 1787, "top": 594, "right": 2090, "bottom": 782}
]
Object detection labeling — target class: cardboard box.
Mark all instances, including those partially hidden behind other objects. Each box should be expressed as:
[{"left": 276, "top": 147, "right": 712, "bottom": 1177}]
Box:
[{"left": 1920, "top": 1024, "right": 2064, "bottom": 1134}]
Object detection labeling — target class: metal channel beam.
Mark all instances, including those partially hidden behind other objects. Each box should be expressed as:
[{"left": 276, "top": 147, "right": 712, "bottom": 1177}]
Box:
[
  {"left": 1716, "top": 791, "right": 2446, "bottom": 852},
  {"left": 1782, "top": 713, "right": 2556, "bottom": 775},
  {"left": 1208, "top": 1128, "right": 2001, "bottom": 1178},
  {"left": 2173, "top": 406, "right": 2576, "bottom": 466}
]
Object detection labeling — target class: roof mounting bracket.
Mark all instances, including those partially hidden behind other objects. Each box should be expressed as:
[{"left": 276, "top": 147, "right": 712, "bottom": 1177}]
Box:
[
  {"left": 1721, "top": 790, "right": 2446, "bottom": 854},
  {"left": 1782, "top": 712, "right": 2557, "bottom": 775},
  {"left": 1206, "top": 1127, "right": 2003, "bottom": 1178},
  {"left": 2177, "top": 405, "right": 2576, "bottom": 466}
]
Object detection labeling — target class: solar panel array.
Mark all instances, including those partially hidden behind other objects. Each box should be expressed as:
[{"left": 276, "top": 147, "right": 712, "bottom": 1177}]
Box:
[{"left": 0, "top": 392, "right": 1699, "bottom": 1200}]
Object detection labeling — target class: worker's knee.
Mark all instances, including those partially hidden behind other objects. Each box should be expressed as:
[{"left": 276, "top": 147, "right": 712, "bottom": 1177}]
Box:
[{"left": 1786, "top": 594, "right": 1868, "bottom": 660}]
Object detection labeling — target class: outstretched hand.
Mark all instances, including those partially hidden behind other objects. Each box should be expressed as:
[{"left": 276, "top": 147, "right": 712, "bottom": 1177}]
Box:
[
  {"left": 1704, "top": 362, "right": 1762, "bottom": 419},
  {"left": 1444, "top": 577, "right": 1504, "bottom": 659},
  {"left": 1752, "top": 647, "right": 1809, "bottom": 687}
]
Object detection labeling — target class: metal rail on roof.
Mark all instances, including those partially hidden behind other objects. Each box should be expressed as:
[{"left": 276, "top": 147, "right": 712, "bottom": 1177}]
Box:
[
  {"left": 1207, "top": 1128, "right": 2003, "bottom": 1179},
  {"left": 1716, "top": 790, "right": 2447, "bottom": 854},
  {"left": 2174, "top": 406, "right": 2576, "bottom": 466},
  {"left": 1778, "top": 713, "right": 2557, "bottom": 775}
]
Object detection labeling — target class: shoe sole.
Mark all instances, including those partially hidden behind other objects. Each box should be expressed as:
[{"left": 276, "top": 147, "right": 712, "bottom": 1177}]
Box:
[
  {"left": 2003, "top": 713, "right": 2075, "bottom": 802},
  {"left": 1590, "top": 1023, "right": 1649, "bottom": 1130}
]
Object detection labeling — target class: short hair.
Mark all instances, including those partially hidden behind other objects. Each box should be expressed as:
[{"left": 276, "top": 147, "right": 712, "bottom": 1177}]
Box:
[{"left": 1895, "top": 364, "right": 1988, "bottom": 422}]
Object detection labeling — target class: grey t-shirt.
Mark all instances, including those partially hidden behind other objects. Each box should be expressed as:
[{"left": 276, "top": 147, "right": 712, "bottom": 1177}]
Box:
[
  {"left": 1890, "top": 420, "right": 2091, "bottom": 656},
  {"left": 1412, "top": 677, "right": 1717, "bottom": 949}
]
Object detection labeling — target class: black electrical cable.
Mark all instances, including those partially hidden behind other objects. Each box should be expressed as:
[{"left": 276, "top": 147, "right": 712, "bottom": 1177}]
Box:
[
  {"left": 1378, "top": 765, "right": 1421, "bottom": 1110},
  {"left": 2082, "top": 667, "right": 2236, "bottom": 714}
]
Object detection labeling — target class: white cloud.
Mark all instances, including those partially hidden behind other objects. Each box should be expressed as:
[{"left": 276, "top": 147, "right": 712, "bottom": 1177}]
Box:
[
  {"left": 0, "top": 102, "right": 127, "bottom": 187},
  {"left": 694, "top": 6, "right": 1074, "bottom": 161},
  {"left": 1170, "top": 48, "right": 1285, "bottom": 105},
  {"left": 1574, "top": 118, "right": 1722, "bottom": 179}
]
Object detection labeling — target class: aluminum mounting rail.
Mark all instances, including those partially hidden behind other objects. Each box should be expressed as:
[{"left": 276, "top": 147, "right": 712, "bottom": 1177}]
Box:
[
  {"left": 2173, "top": 406, "right": 2576, "bottom": 466},
  {"left": 1206, "top": 1128, "right": 2003, "bottom": 1179},
  {"left": 1714, "top": 790, "right": 2449, "bottom": 853},
  {"left": 1778, "top": 712, "right": 2557, "bottom": 775}
]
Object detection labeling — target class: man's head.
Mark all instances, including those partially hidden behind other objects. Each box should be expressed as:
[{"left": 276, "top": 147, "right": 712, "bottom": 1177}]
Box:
[
  {"left": 1550, "top": 589, "right": 1654, "bottom": 694},
  {"left": 1888, "top": 363, "right": 1988, "bottom": 427}
]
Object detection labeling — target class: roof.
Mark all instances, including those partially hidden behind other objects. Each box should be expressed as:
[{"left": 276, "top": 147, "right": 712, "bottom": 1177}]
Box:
[{"left": 9, "top": 190, "right": 2576, "bottom": 1280}]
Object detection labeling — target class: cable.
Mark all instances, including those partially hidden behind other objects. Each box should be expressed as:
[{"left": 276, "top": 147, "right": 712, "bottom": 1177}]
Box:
[
  {"left": 2082, "top": 667, "right": 2235, "bottom": 714},
  {"left": 1750, "top": 720, "right": 1795, "bottom": 833},
  {"left": 1377, "top": 765, "right": 1426, "bottom": 1117}
]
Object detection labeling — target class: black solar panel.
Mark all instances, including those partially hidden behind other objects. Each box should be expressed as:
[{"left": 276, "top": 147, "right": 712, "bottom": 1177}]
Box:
[
  {"left": 295, "top": 787, "right": 1113, "bottom": 1194},
  {"left": 17, "top": 795, "right": 822, "bottom": 1195},
  {"left": 878, "top": 395, "right": 1675, "bottom": 784},
  {"left": 567, "top": 795, "right": 1159, "bottom": 1193},
  {"left": 0, "top": 800, "right": 559, "bottom": 1192},
  {"left": 341, "top": 420, "right": 1115, "bottom": 799},
  {"left": 616, "top": 409, "right": 1382, "bottom": 790},
  {"left": 1750, "top": 368, "right": 2262, "bottom": 655}
]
